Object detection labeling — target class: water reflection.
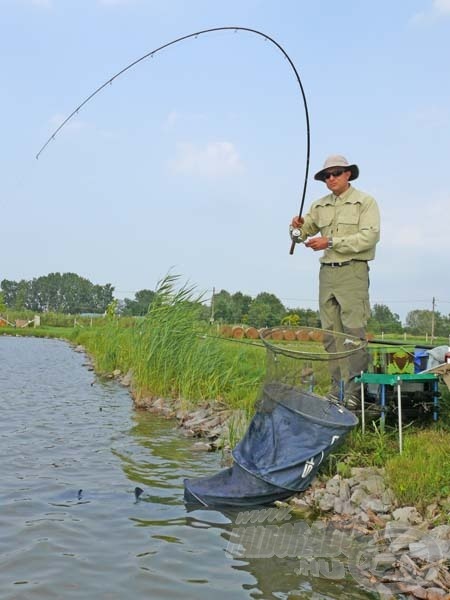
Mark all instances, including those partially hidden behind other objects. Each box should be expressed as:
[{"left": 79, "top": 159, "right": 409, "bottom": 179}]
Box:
[
  {"left": 183, "top": 507, "right": 376, "bottom": 600},
  {"left": 126, "top": 410, "right": 376, "bottom": 599}
]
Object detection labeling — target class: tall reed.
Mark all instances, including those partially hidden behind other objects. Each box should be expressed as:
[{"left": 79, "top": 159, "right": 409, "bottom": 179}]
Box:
[{"left": 76, "top": 274, "right": 265, "bottom": 411}]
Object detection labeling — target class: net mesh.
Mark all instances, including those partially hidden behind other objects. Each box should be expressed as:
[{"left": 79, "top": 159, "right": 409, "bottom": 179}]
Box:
[
  {"left": 183, "top": 326, "right": 362, "bottom": 508},
  {"left": 258, "top": 326, "right": 368, "bottom": 403}
]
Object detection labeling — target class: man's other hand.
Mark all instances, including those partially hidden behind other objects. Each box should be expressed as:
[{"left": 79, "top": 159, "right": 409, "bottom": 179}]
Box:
[{"left": 305, "top": 237, "right": 329, "bottom": 251}]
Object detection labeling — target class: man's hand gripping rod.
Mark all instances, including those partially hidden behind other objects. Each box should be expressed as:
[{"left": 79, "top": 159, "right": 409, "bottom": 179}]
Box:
[
  {"left": 289, "top": 191, "right": 307, "bottom": 255},
  {"left": 289, "top": 110, "right": 310, "bottom": 255}
]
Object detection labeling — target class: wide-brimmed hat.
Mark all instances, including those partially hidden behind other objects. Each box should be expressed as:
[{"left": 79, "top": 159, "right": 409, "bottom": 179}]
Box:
[{"left": 314, "top": 155, "right": 359, "bottom": 181}]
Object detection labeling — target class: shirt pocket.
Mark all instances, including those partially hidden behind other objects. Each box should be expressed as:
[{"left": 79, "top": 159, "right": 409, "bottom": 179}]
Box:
[
  {"left": 337, "top": 204, "right": 359, "bottom": 235},
  {"left": 315, "top": 206, "right": 334, "bottom": 230}
]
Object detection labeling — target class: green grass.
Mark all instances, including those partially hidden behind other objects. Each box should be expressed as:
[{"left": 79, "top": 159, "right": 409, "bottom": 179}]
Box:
[
  {"left": 320, "top": 422, "right": 450, "bottom": 512},
  {"left": 3, "top": 287, "right": 450, "bottom": 510},
  {"left": 369, "top": 332, "right": 449, "bottom": 346},
  {"left": 0, "top": 326, "right": 79, "bottom": 340},
  {"left": 71, "top": 275, "right": 266, "bottom": 413},
  {"left": 321, "top": 422, "right": 399, "bottom": 483},
  {"left": 385, "top": 429, "right": 450, "bottom": 509}
]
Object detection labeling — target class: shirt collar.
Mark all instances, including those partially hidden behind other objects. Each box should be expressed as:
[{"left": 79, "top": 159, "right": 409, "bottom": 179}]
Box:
[{"left": 333, "top": 185, "right": 353, "bottom": 202}]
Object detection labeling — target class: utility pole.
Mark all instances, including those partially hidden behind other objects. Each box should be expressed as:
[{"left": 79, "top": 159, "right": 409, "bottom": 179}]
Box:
[
  {"left": 431, "top": 296, "right": 436, "bottom": 343},
  {"left": 210, "top": 287, "right": 215, "bottom": 325}
]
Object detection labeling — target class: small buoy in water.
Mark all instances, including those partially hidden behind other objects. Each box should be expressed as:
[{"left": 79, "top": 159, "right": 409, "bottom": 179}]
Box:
[{"left": 134, "top": 487, "right": 144, "bottom": 501}]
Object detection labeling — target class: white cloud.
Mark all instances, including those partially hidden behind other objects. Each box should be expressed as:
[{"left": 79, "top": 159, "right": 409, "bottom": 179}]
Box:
[
  {"left": 434, "top": 0, "right": 450, "bottom": 14},
  {"left": 410, "top": 0, "right": 450, "bottom": 24},
  {"left": 168, "top": 141, "right": 244, "bottom": 178}
]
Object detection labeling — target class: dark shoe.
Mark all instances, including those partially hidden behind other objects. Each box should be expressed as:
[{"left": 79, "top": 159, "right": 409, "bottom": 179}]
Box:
[
  {"left": 327, "top": 392, "right": 340, "bottom": 404},
  {"left": 344, "top": 393, "right": 360, "bottom": 409},
  {"left": 345, "top": 379, "right": 362, "bottom": 396},
  {"left": 327, "top": 388, "right": 343, "bottom": 403}
]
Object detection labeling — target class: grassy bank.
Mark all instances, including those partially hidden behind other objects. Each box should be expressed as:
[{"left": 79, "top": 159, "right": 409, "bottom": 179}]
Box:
[
  {"left": 323, "top": 419, "right": 450, "bottom": 512},
  {"left": 386, "top": 430, "right": 450, "bottom": 509},
  {"left": 0, "top": 326, "right": 79, "bottom": 340},
  {"left": 2, "top": 276, "right": 450, "bottom": 512},
  {"left": 72, "top": 276, "right": 266, "bottom": 414}
]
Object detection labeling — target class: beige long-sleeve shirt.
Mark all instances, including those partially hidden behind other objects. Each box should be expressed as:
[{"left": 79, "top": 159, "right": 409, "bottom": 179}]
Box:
[{"left": 298, "top": 185, "right": 380, "bottom": 263}]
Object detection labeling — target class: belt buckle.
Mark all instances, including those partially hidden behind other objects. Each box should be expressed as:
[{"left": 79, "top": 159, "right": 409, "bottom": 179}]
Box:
[{"left": 332, "top": 261, "right": 348, "bottom": 267}]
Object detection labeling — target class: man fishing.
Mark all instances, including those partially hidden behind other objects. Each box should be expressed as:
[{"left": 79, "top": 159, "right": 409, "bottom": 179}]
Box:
[{"left": 290, "top": 155, "right": 380, "bottom": 407}]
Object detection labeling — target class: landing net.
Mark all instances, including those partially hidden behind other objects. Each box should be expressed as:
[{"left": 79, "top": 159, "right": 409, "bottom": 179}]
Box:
[{"left": 258, "top": 326, "right": 368, "bottom": 401}]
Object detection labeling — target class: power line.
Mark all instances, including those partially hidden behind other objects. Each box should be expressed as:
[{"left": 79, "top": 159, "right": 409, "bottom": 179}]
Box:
[{"left": 115, "top": 289, "right": 450, "bottom": 307}]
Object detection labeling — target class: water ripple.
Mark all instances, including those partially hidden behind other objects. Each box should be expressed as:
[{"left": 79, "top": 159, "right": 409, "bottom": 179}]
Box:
[{"left": 0, "top": 336, "right": 373, "bottom": 600}]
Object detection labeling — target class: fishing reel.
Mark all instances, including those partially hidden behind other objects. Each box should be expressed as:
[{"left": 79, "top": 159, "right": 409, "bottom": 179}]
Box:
[{"left": 289, "top": 225, "right": 302, "bottom": 242}]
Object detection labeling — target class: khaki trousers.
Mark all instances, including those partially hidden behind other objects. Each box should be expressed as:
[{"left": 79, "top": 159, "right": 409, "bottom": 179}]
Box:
[{"left": 319, "top": 260, "right": 371, "bottom": 386}]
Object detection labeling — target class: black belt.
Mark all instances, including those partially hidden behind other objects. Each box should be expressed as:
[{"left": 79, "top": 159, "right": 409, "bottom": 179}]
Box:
[
  {"left": 322, "top": 261, "right": 352, "bottom": 267},
  {"left": 322, "top": 260, "right": 367, "bottom": 268}
]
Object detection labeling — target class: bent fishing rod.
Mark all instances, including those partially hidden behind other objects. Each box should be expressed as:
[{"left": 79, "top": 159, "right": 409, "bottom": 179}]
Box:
[{"left": 36, "top": 26, "right": 311, "bottom": 255}]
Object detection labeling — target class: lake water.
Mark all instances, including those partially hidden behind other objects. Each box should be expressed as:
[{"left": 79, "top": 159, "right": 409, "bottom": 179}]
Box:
[{"left": 0, "top": 336, "right": 376, "bottom": 599}]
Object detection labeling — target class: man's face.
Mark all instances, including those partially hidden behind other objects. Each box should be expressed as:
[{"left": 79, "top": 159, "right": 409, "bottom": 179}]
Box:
[{"left": 323, "top": 168, "right": 351, "bottom": 196}]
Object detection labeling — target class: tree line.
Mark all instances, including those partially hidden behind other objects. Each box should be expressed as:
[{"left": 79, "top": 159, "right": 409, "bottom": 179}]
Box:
[
  {"left": 1, "top": 273, "right": 114, "bottom": 314},
  {"left": 123, "top": 288, "right": 450, "bottom": 337},
  {"left": 1, "top": 274, "right": 449, "bottom": 336}
]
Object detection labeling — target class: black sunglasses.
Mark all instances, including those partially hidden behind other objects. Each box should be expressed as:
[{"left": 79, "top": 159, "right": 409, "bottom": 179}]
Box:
[{"left": 324, "top": 168, "right": 347, "bottom": 180}]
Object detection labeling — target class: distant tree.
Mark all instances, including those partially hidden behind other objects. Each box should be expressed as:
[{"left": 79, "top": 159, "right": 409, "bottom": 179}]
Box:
[
  {"left": 441, "top": 314, "right": 450, "bottom": 337},
  {"left": 0, "top": 280, "right": 16, "bottom": 307},
  {"left": 1, "top": 279, "right": 30, "bottom": 310},
  {"left": 1, "top": 273, "right": 114, "bottom": 313},
  {"left": 285, "top": 307, "right": 321, "bottom": 328},
  {"left": 405, "top": 309, "right": 448, "bottom": 337},
  {"left": 230, "top": 291, "right": 252, "bottom": 323},
  {"left": 405, "top": 310, "right": 433, "bottom": 335},
  {"left": 302, "top": 308, "right": 321, "bottom": 327},
  {"left": 247, "top": 292, "right": 286, "bottom": 328},
  {"left": 196, "top": 300, "right": 210, "bottom": 322},
  {"left": 16, "top": 280, "right": 31, "bottom": 310},
  {"left": 0, "top": 291, "right": 6, "bottom": 315},
  {"left": 122, "top": 289, "right": 156, "bottom": 316},
  {"left": 212, "top": 290, "right": 234, "bottom": 323},
  {"left": 30, "top": 272, "right": 91, "bottom": 312},
  {"left": 368, "top": 304, "right": 403, "bottom": 334},
  {"left": 91, "top": 283, "right": 115, "bottom": 313}
]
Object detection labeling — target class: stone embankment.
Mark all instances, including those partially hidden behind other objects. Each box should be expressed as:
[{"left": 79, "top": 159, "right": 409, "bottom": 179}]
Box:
[
  {"left": 287, "top": 469, "right": 450, "bottom": 599},
  {"left": 92, "top": 360, "right": 450, "bottom": 600}
]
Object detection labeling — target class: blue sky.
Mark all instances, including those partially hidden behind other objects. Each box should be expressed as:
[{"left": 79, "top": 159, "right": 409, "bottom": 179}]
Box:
[{"left": 1, "top": 0, "right": 449, "bottom": 323}]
